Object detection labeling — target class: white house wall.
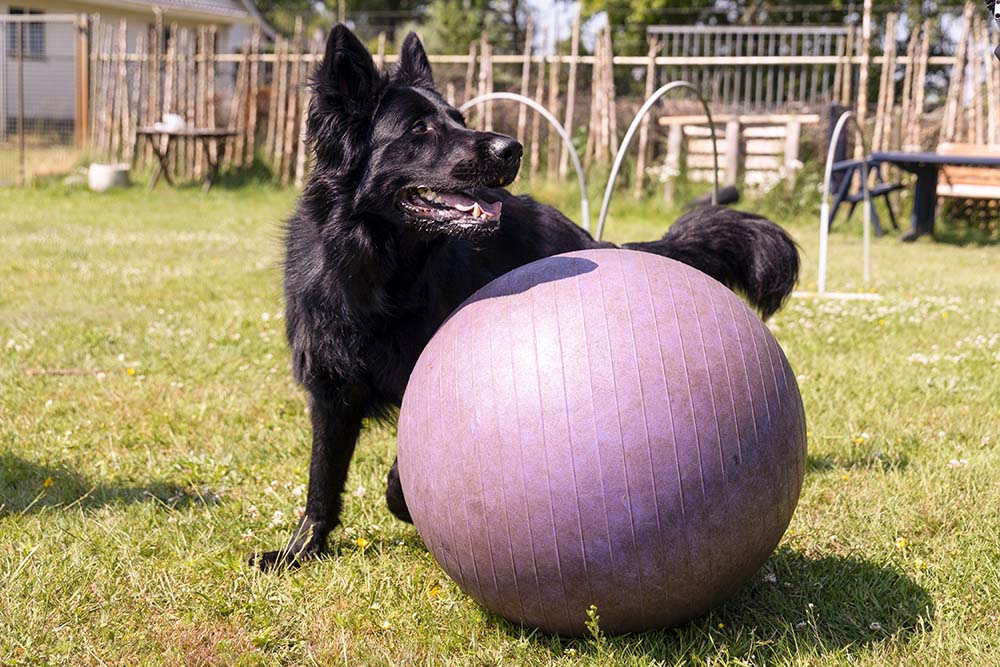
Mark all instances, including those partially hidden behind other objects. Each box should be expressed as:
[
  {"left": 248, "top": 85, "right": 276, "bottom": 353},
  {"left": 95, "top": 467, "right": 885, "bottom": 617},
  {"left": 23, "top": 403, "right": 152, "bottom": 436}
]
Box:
[{"left": 3, "top": 0, "right": 256, "bottom": 123}]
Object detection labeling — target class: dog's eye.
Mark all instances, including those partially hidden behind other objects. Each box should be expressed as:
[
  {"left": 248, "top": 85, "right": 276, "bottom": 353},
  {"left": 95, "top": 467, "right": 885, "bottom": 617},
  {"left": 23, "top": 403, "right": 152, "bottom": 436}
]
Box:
[{"left": 410, "top": 120, "right": 430, "bottom": 136}]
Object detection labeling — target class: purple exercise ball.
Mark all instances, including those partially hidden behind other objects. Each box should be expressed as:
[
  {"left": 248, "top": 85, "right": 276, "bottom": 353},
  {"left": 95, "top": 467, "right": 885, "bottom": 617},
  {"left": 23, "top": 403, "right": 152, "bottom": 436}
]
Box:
[{"left": 397, "top": 248, "right": 806, "bottom": 636}]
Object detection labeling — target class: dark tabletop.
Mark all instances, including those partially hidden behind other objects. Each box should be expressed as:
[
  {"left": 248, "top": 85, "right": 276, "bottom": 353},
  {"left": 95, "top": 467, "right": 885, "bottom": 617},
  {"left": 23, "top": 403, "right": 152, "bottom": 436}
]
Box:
[{"left": 871, "top": 151, "right": 1000, "bottom": 168}]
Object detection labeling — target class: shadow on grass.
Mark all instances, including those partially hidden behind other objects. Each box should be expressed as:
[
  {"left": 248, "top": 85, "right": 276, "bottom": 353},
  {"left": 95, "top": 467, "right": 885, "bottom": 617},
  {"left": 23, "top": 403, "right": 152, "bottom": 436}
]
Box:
[
  {"left": 487, "top": 546, "right": 932, "bottom": 661},
  {"left": 0, "top": 451, "right": 216, "bottom": 518}
]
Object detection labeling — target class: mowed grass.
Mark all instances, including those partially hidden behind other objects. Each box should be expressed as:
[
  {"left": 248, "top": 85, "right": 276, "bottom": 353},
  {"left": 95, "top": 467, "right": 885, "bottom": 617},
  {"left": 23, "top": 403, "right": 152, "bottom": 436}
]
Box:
[{"left": 1, "top": 180, "right": 998, "bottom": 666}]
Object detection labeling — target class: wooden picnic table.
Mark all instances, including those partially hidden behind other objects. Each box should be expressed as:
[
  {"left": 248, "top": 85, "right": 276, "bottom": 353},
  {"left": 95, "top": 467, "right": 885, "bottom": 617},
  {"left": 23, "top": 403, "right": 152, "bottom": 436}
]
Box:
[
  {"left": 871, "top": 150, "right": 1000, "bottom": 242},
  {"left": 135, "top": 128, "right": 237, "bottom": 192}
]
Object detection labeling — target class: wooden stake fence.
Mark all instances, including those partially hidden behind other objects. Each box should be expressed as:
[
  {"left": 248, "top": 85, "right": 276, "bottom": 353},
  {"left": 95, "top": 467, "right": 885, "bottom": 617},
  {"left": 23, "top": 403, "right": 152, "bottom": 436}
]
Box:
[{"left": 85, "top": 10, "right": 986, "bottom": 194}]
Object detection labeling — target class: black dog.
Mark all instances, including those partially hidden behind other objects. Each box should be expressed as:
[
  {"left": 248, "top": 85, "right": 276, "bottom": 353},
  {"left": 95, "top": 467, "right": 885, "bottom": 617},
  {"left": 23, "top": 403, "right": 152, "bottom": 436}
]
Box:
[{"left": 252, "top": 25, "right": 799, "bottom": 569}]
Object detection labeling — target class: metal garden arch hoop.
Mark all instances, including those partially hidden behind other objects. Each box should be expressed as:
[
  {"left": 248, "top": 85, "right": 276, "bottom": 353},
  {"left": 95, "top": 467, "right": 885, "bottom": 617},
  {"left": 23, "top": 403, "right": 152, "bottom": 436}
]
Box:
[
  {"left": 816, "top": 110, "right": 875, "bottom": 298},
  {"left": 597, "top": 80, "right": 720, "bottom": 241},
  {"left": 461, "top": 92, "right": 591, "bottom": 232}
]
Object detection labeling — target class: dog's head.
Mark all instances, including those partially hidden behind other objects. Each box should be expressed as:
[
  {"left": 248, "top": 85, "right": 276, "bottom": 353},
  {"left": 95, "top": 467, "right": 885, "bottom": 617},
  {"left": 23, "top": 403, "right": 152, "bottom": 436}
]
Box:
[{"left": 307, "top": 25, "right": 522, "bottom": 237}]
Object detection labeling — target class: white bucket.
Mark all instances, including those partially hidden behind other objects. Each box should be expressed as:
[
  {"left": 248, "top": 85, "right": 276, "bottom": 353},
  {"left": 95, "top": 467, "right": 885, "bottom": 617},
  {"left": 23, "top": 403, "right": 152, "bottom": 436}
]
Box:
[{"left": 88, "top": 163, "right": 131, "bottom": 192}]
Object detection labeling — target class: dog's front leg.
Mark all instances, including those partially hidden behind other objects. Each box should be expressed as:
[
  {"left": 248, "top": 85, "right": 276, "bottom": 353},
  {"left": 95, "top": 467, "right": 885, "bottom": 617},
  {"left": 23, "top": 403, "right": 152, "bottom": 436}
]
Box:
[{"left": 251, "top": 388, "right": 365, "bottom": 570}]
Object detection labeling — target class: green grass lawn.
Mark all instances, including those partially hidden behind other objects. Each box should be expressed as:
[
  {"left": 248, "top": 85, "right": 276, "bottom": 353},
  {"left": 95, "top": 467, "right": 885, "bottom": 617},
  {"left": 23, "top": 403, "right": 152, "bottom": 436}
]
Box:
[{"left": 1, "top": 181, "right": 998, "bottom": 666}]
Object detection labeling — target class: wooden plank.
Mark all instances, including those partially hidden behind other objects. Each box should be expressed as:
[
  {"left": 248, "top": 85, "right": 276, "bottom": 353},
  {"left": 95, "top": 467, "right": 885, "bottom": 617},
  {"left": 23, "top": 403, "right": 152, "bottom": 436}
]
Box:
[
  {"left": 688, "top": 138, "right": 729, "bottom": 154},
  {"left": 659, "top": 113, "right": 820, "bottom": 126},
  {"left": 743, "top": 125, "right": 789, "bottom": 138},
  {"left": 682, "top": 125, "right": 716, "bottom": 138},
  {"left": 745, "top": 154, "right": 783, "bottom": 170},
  {"left": 744, "top": 138, "right": 785, "bottom": 155}
]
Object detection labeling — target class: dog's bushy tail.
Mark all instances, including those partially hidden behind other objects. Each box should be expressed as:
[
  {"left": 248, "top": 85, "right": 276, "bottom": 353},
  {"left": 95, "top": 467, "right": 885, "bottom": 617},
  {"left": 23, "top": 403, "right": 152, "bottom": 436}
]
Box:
[{"left": 623, "top": 205, "right": 799, "bottom": 319}]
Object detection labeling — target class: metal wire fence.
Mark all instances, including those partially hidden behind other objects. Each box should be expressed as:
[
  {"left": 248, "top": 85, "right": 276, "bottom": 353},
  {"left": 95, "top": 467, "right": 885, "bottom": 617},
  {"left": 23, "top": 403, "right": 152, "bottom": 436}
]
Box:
[{"left": 0, "top": 13, "right": 82, "bottom": 185}]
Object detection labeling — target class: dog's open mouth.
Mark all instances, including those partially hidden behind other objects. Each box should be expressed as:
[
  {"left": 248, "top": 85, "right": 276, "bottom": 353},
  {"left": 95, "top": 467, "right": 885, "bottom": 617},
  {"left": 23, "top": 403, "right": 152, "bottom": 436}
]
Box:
[{"left": 397, "top": 187, "right": 502, "bottom": 228}]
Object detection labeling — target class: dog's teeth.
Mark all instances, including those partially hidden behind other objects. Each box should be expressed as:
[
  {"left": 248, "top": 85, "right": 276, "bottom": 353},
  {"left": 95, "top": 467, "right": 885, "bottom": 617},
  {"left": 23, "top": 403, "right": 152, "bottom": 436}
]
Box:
[{"left": 471, "top": 202, "right": 482, "bottom": 218}]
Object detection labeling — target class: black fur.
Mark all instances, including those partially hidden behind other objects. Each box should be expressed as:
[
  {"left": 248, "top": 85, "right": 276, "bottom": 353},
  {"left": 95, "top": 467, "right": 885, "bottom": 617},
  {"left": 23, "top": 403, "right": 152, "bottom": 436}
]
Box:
[{"left": 251, "top": 25, "right": 800, "bottom": 569}]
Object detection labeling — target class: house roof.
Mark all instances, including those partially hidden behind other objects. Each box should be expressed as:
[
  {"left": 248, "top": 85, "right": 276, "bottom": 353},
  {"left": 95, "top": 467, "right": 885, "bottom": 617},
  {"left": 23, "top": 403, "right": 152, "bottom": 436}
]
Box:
[{"left": 87, "top": 0, "right": 277, "bottom": 38}]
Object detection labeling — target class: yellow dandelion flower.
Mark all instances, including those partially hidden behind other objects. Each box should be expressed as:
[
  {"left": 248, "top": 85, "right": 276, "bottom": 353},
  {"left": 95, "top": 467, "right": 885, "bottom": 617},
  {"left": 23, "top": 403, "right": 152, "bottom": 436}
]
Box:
[
  {"left": 941, "top": 312, "right": 949, "bottom": 320},
  {"left": 914, "top": 559, "right": 927, "bottom": 571},
  {"left": 717, "top": 622, "right": 725, "bottom": 629},
  {"left": 854, "top": 437, "right": 865, "bottom": 446},
  {"left": 356, "top": 537, "right": 369, "bottom": 549},
  {"left": 878, "top": 319, "right": 885, "bottom": 327},
  {"left": 896, "top": 537, "right": 907, "bottom": 550},
  {"left": 841, "top": 474, "right": 849, "bottom": 481},
  {"left": 126, "top": 367, "right": 136, "bottom": 376},
  {"left": 42, "top": 476, "right": 54, "bottom": 488},
  {"left": 428, "top": 586, "right": 441, "bottom": 599}
]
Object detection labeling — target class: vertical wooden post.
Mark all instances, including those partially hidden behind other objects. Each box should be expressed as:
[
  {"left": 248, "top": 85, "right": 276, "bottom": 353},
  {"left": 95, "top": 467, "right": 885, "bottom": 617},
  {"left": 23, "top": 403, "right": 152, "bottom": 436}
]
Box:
[
  {"left": 185, "top": 28, "right": 197, "bottom": 178},
  {"left": 282, "top": 18, "right": 303, "bottom": 186},
  {"left": 207, "top": 25, "right": 217, "bottom": 164},
  {"left": 477, "top": 33, "right": 492, "bottom": 131},
  {"left": 76, "top": 14, "right": 90, "bottom": 150},
  {"left": 375, "top": 31, "right": 386, "bottom": 69},
  {"left": 228, "top": 40, "right": 250, "bottom": 170},
  {"left": 558, "top": 10, "right": 580, "bottom": 180},
  {"left": 88, "top": 15, "right": 101, "bottom": 150},
  {"left": 942, "top": 4, "right": 974, "bottom": 143},
  {"left": 899, "top": 24, "right": 919, "bottom": 150},
  {"left": 247, "top": 26, "right": 260, "bottom": 166},
  {"left": 724, "top": 119, "right": 741, "bottom": 187},
  {"left": 910, "top": 21, "right": 930, "bottom": 149},
  {"left": 784, "top": 119, "right": 801, "bottom": 187},
  {"left": 126, "top": 30, "right": 145, "bottom": 163},
  {"left": 515, "top": 19, "right": 533, "bottom": 152},
  {"left": 662, "top": 123, "right": 683, "bottom": 201},
  {"left": 266, "top": 37, "right": 282, "bottom": 164},
  {"left": 463, "top": 42, "right": 477, "bottom": 103},
  {"left": 546, "top": 48, "right": 561, "bottom": 181},
  {"left": 163, "top": 24, "right": 176, "bottom": 178},
  {"left": 17, "top": 22, "right": 26, "bottom": 184},
  {"left": 295, "top": 37, "right": 321, "bottom": 188},
  {"left": 529, "top": 40, "right": 545, "bottom": 181},
  {"left": 855, "top": 0, "right": 873, "bottom": 140},
  {"left": 110, "top": 18, "right": 127, "bottom": 161},
  {"left": 633, "top": 37, "right": 659, "bottom": 199},
  {"left": 971, "top": 16, "right": 985, "bottom": 145},
  {"left": 872, "top": 13, "right": 896, "bottom": 153},
  {"left": 147, "top": 11, "right": 162, "bottom": 166},
  {"left": 273, "top": 38, "right": 289, "bottom": 174},
  {"left": 604, "top": 27, "right": 618, "bottom": 156},
  {"left": 195, "top": 26, "right": 207, "bottom": 179}
]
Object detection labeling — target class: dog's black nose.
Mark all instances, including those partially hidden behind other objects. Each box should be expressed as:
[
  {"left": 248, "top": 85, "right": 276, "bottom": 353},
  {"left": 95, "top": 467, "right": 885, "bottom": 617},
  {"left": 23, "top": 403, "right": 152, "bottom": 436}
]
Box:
[{"left": 488, "top": 136, "right": 523, "bottom": 167}]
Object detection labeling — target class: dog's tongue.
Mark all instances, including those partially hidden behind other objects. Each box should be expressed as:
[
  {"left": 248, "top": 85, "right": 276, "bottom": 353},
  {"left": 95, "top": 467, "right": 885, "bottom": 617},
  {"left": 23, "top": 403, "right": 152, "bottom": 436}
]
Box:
[{"left": 439, "top": 192, "right": 502, "bottom": 218}]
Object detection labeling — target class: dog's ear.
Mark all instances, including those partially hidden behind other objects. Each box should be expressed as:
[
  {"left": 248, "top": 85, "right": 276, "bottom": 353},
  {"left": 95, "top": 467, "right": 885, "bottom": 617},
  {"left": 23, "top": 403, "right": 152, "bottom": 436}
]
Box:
[
  {"left": 394, "top": 32, "right": 434, "bottom": 88},
  {"left": 308, "top": 25, "right": 381, "bottom": 168},
  {"left": 313, "top": 24, "right": 378, "bottom": 112}
]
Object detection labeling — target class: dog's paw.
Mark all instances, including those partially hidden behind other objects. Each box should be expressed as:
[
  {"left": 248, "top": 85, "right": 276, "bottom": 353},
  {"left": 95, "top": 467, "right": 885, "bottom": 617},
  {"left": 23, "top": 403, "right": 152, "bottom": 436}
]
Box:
[{"left": 248, "top": 542, "right": 321, "bottom": 571}]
